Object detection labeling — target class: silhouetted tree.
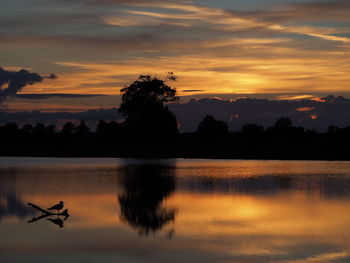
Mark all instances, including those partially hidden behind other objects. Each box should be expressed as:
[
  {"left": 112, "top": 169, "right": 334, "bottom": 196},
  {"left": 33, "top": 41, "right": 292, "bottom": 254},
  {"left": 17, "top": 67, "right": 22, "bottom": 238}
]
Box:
[
  {"left": 21, "top": 124, "right": 33, "bottom": 135},
  {"left": 96, "top": 120, "right": 108, "bottom": 136},
  {"left": 241, "top": 123, "right": 264, "bottom": 136},
  {"left": 119, "top": 73, "right": 179, "bottom": 137},
  {"left": 76, "top": 120, "right": 90, "bottom": 136},
  {"left": 96, "top": 120, "right": 122, "bottom": 137},
  {"left": 327, "top": 125, "right": 339, "bottom": 135},
  {"left": 33, "top": 123, "right": 46, "bottom": 136},
  {"left": 0, "top": 123, "right": 19, "bottom": 137},
  {"left": 46, "top": 125, "right": 56, "bottom": 136},
  {"left": 62, "top": 122, "right": 76, "bottom": 136},
  {"left": 197, "top": 115, "right": 229, "bottom": 136},
  {"left": 274, "top": 117, "right": 292, "bottom": 130},
  {"left": 108, "top": 121, "right": 123, "bottom": 136}
]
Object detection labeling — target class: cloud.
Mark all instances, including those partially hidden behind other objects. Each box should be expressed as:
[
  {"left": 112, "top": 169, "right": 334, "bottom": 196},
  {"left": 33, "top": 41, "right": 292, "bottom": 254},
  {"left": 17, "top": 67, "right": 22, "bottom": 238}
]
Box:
[
  {"left": 0, "top": 68, "right": 58, "bottom": 104},
  {"left": 168, "top": 95, "right": 350, "bottom": 132},
  {"left": 182, "top": 90, "right": 205, "bottom": 93},
  {"left": 14, "top": 93, "right": 105, "bottom": 99},
  {"left": 0, "top": 68, "right": 44, "bottom": 103},
  {"left": 45, "top": 73, "right": 58, "bottom": 79},
  {"left": 0, "top": 0, "right": 349, "bottom": 97},
  {"left": 106, "top": 2, "right": 350, "bottom": 43}
]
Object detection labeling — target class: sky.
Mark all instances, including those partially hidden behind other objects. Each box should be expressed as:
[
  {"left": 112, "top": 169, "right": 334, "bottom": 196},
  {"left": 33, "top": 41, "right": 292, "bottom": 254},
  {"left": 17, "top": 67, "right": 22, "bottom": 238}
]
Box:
[{"left": 1, "top": 0, "right": 350, "bottom": 110}]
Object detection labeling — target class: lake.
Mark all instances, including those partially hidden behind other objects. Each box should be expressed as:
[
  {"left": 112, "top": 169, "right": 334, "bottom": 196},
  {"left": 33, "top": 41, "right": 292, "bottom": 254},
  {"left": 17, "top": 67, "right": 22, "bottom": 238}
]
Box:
[{"left": 1, "top": 157, "right": 350, "bottom": 263}]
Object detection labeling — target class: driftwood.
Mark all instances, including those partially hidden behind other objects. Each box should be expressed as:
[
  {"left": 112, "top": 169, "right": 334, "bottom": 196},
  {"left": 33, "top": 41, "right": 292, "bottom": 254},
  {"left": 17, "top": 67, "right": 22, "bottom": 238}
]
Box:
[{"left": 27, "top": 203, "right": 69, "bottom": 225}]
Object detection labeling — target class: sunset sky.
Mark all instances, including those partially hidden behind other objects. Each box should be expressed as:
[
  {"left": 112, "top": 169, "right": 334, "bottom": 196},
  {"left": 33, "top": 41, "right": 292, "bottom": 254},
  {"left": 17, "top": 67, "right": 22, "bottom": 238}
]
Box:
[{"left": 1, "top": 0, "right": 350, "bottom": 105}]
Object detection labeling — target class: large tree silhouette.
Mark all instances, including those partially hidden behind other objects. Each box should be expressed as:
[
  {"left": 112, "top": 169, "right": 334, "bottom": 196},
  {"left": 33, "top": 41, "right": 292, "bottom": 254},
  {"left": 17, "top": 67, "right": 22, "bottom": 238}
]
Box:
[{"left": 119, "top": 73, "right": 179, "bottom": 137}]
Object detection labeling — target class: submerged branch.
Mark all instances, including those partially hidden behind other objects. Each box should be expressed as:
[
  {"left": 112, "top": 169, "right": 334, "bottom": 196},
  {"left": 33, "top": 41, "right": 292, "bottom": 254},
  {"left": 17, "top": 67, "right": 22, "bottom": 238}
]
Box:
[{"left": 27, "top": 202, "right": 53, "bottom": 215}]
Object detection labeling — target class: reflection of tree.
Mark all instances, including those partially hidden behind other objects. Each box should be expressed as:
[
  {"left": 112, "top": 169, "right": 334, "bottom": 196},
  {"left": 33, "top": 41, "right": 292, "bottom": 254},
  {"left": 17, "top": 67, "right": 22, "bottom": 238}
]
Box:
[
  {"left": 118, "top": 164, "right": 177, "bottom": 235},
  {"left": 0, "top": 193, "right": 32, "bottom": 220},
  {"left": 0, "top": 171, "right": 34, "bottom": 221}
]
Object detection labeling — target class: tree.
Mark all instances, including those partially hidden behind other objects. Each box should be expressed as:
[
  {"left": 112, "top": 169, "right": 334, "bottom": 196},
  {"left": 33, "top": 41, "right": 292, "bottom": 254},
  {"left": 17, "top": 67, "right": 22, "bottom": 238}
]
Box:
[
  {"left": 96, "top": 120, "right": 109, "bottom": 136},
  {"left": 96, "top": 120, "right": 122, "bottom": 137},
  {"left": 119, "top": 73, "right": 179, "bottom": 137},
  {"left": 197, "top": 115, "right": 229, "bottom": 136},
  {"left": 21, "top": 124, "right": 33, "bottom": 135},
  {"left": 62, "top": 122, "right": 76, "bottom": 136},
  {"left": 76, "top": 120, "right": 90, "bottom": 136},
  {"left": 0, "top": 123, "right": 19, "bottom": 137},
  {"left": 46, "top": 125, "right": 56, "bottom": 136},
  {"left": 241, "top": 123, "right": 264, "bottom": 136},
  {"left": 33, "top": 123, "right": 46, "bottom": 136},
  {"left": 274, "top": 117, "right": 292, "bottom": 130}
]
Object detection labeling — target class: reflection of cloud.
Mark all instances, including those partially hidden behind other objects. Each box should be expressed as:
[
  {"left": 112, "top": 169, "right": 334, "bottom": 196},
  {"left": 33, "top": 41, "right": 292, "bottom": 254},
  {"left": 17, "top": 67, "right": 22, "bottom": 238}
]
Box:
[{"left": 282, "top": 251, "right": 349, "bottom": 263}]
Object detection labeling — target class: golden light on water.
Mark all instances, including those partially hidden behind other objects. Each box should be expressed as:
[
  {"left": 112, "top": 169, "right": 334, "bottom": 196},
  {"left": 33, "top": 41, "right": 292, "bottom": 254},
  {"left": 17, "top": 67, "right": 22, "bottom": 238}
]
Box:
[{"left": 3, "top": 159, "right": 350, "bottom": 262}]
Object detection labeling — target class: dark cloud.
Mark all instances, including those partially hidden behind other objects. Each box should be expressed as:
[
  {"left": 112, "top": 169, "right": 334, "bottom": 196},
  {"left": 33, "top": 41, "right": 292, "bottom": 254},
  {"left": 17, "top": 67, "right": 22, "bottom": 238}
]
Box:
[
  {"left": 0, "top": 108, "right": 122, "bottom": 129},
  {"left": 182, "top": 90, "right": 205, "bottom": 93},
  {"left": 0, "top": 68, "right": 57, "bottom": 103},
  {"left": 169, "top": 95, "right": 350, "bottom": 132},
  {"left": 51, "top": 0, "right": 184, "bottom": 6},
  {"left": 233, "top": 0, "right": 350, "bottom": 23},
  {"left": 3, "top": 95, "right": 350, "bottom": 132},
  {"left": 45, "top": 73, "right": 58, "bottom": 79},
  {"left": 14, "top": 93, "right": 105, "bottom": 99},
  {"left": 0, "top": 68, "right": 43, "bottom": 102}
]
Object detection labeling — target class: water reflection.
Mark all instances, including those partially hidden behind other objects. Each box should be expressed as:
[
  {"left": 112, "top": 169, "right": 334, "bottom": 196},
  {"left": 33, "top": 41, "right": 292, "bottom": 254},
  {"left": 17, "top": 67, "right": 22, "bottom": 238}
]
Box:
[
  {"left": 118, "top": 163, "right": 177, "bottom": 235},
  {"left": 0, "top": 193, "right": 32, "bottom": 220},
  {"left": 1, "top": 159, "right": 350, "bottom": 262},
  {"left": 0, "top": 171, "right": 33, "bottom": 221},
  {"left": 180, "top": 173, "right": 350, "bottom": 198}
]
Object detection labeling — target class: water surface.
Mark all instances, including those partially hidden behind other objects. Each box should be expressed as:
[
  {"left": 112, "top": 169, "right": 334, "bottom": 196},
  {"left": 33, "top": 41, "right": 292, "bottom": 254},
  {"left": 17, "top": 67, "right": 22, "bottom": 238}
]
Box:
[{"left": 1, "top": 158, "right": 350, "bottom": 263}]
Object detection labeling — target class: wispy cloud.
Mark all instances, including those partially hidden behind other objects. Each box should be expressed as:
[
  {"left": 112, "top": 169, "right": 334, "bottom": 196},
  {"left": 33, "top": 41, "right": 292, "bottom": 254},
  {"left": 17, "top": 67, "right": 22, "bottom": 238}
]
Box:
[{"left": 0, "top": 0, "right": 350, "bottom": 99}]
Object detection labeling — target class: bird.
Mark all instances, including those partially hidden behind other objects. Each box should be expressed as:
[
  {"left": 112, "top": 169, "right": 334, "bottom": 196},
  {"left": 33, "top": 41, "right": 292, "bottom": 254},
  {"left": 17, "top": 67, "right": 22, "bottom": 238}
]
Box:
[{"left": 47, "top": 201, "right": 64, "bottom": 214}]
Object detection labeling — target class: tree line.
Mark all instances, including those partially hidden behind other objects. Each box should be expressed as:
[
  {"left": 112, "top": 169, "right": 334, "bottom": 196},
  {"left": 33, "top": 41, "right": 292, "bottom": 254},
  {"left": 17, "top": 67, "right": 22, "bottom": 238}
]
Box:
[
  {"left": 0, "top": 116, "right": 347, "bottom": 139},
  {"left": 0, "top": 73, "right": 349, "bottom": 159}
]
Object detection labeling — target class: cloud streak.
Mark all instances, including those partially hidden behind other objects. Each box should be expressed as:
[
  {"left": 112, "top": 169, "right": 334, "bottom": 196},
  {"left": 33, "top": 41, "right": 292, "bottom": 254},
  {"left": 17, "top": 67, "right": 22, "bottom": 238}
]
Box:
[{"left": 0, "top": 0, "right": 349, "bottom": 99}]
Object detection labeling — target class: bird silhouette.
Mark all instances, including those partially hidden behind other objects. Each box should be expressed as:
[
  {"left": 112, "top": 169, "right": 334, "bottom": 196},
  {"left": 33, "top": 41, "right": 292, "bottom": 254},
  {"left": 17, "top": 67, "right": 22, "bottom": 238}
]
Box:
[
  {"left": 47, "top": 218, "right": 64, "bottom": 228},
  {"left": 47, "top": 201, "right": 64, "bottom": 213}
]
